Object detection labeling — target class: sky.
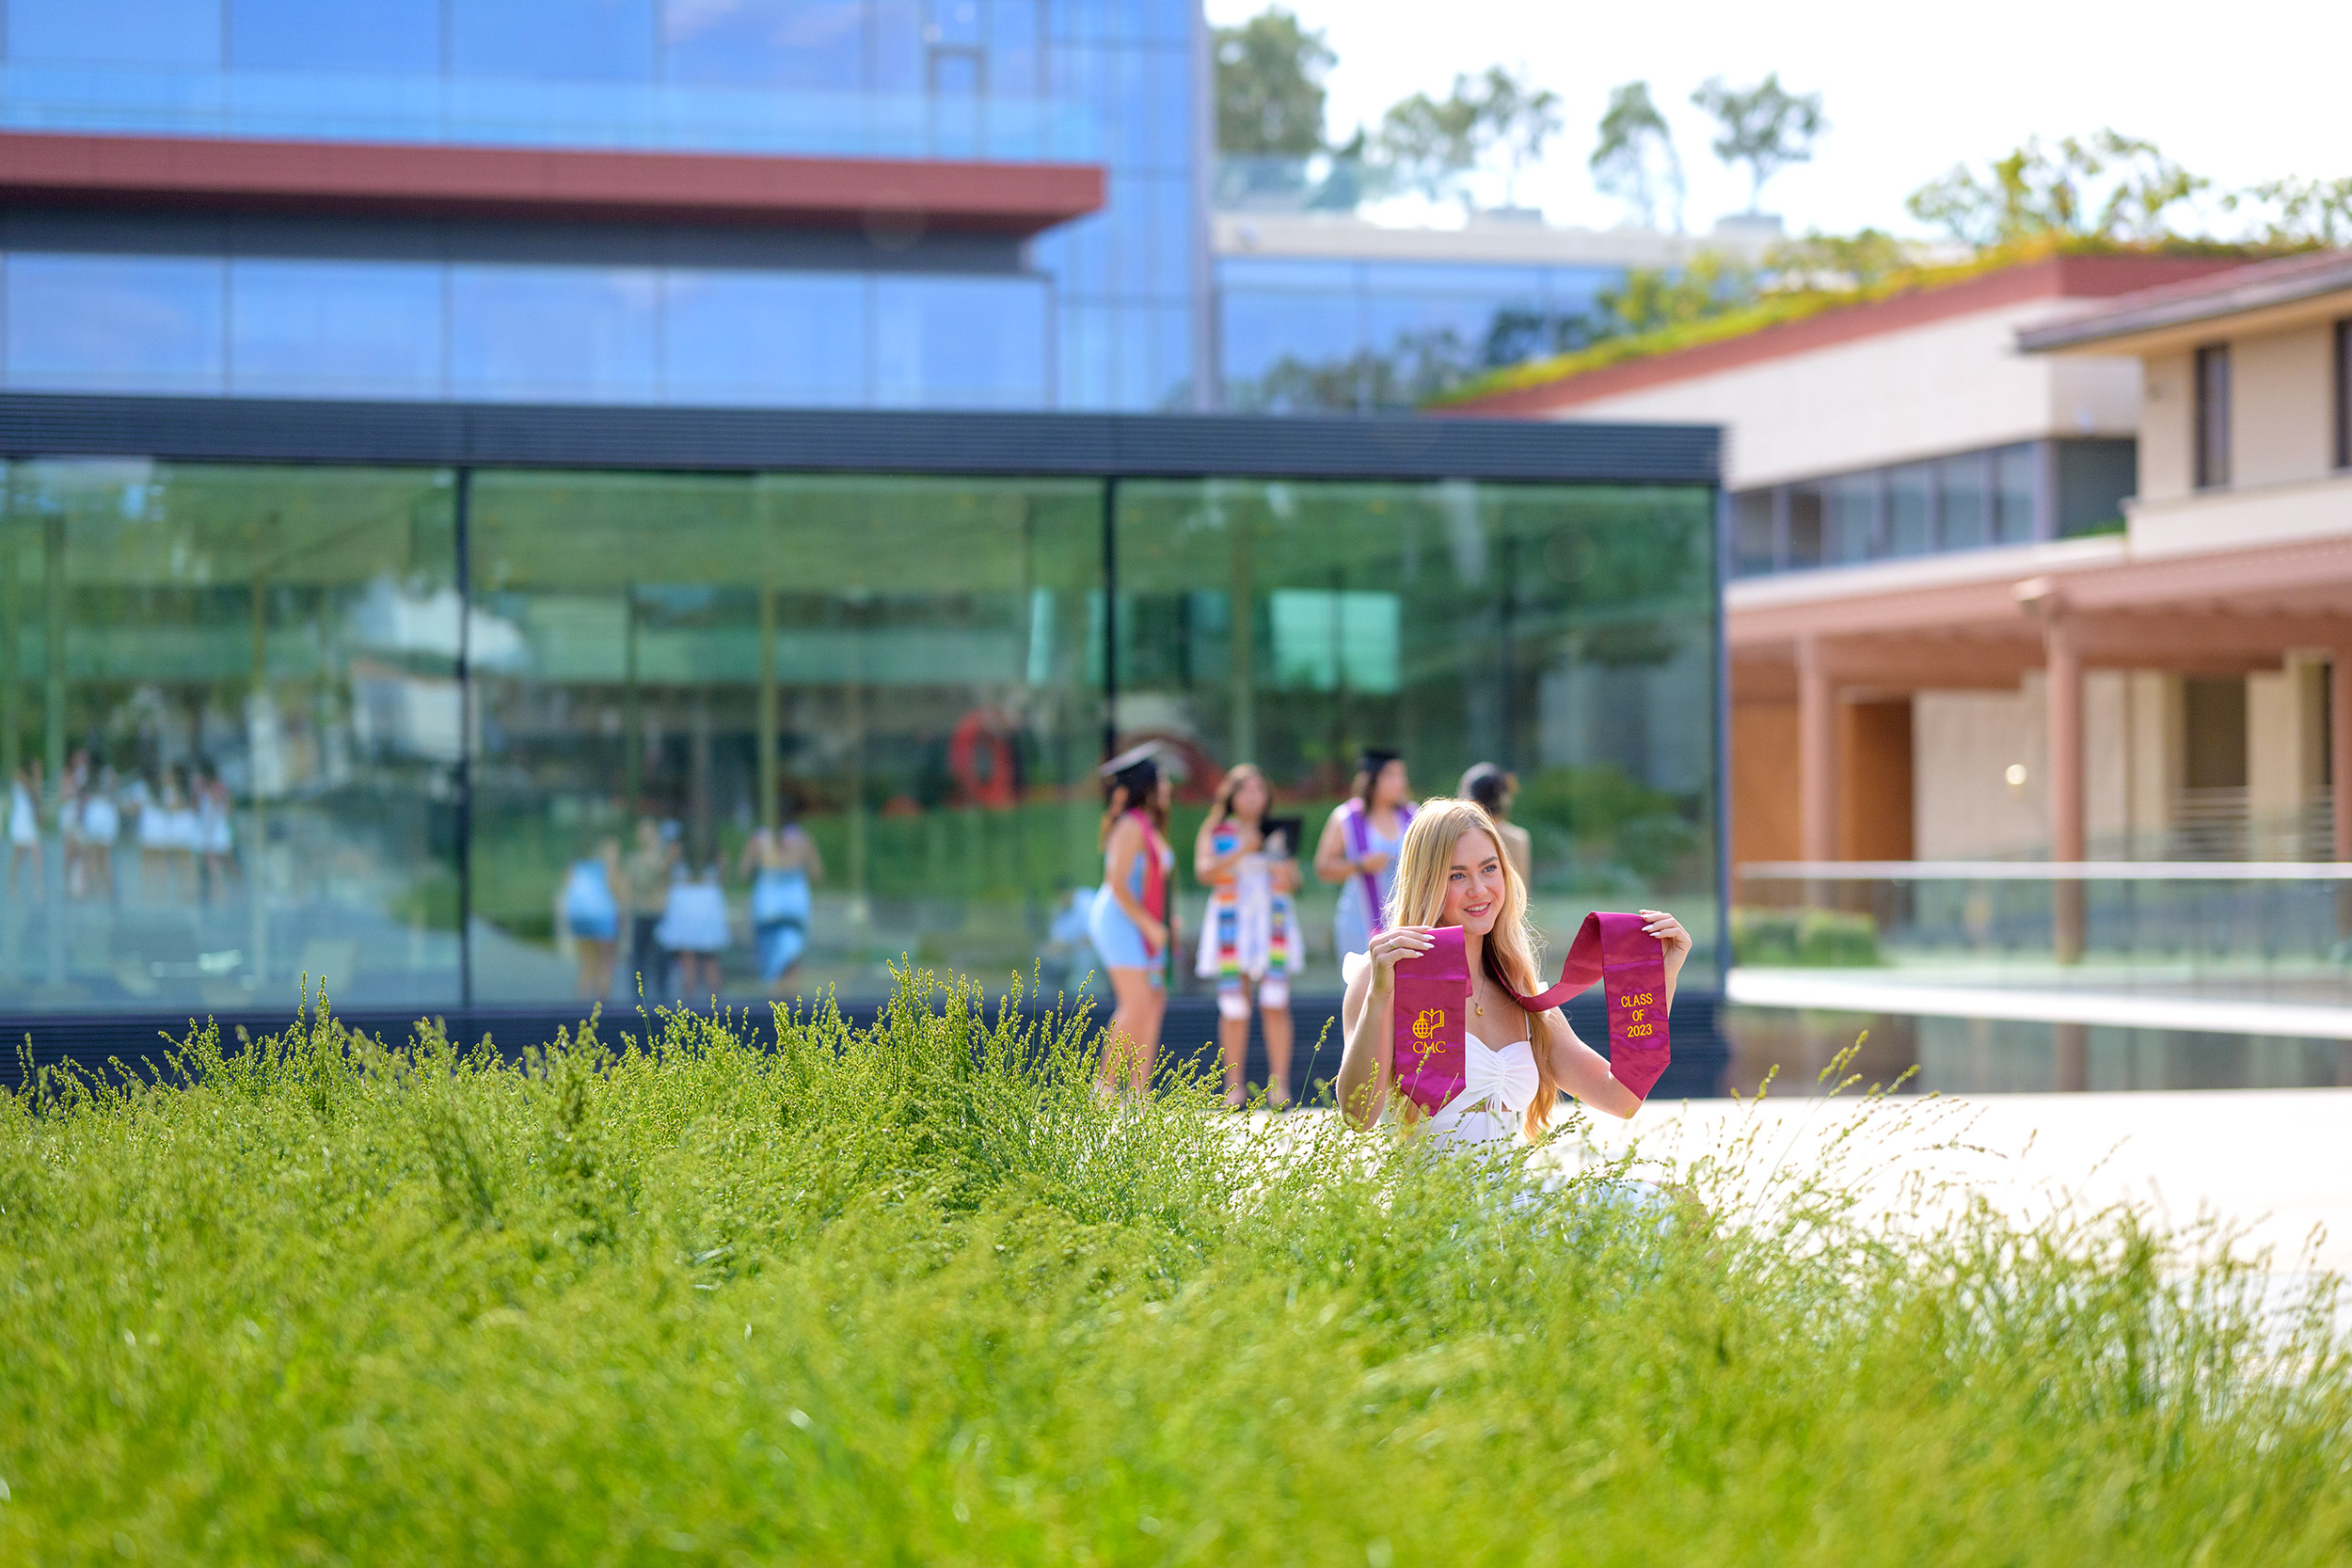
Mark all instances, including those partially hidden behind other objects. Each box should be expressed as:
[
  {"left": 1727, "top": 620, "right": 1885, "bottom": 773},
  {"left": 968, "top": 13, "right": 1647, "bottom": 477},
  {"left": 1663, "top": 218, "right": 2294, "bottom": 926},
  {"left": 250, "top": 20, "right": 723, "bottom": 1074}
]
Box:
[{"left": 1200, "top": 0, "right": 2352, "bottom": 240}]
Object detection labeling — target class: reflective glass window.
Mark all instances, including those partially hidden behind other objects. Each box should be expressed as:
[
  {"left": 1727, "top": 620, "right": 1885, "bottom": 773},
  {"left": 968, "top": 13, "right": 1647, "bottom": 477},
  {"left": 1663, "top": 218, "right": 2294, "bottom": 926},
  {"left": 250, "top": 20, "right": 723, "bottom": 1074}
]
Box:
[
  {"left": 228, "top": 260, "right": 445, "bottom": 400},
  {"left": 1114, "top": 478, "right": 1720, "bottom": 990},
  {"left": 1215, "top": 258, "right": 1357, "bottom": 293},
  {"left": 1143, "top": 40, "right": 1191, "bottom": 169},
  {"left": 1993, "top": 443, "right": 2036, "bottom": 543},
  {"left": 664, "top": 0, "right": 866, "bottom": 88},
  {"left": 927, "top": 0, "right": 980, "bottom": 45},
  {"left": 1218, "top": 288, "right": 1359, "bottom": 390},
  {"left": 1057, "top": 299, "right": 1113, "bottom": 409},
  {"left": 1937, "top": 451, "right": 1988, "bottom": 550},
  {"left": 452, "top": 0, "right": 659, "bottom": 81},
  {"left": 1825, "top": 471, "right": 1879, "bottom": 562},
  {"left": 873, "top": 275, "right": 1047, "bottom": 408},
  {"left": 1729, "top": 490, "right": 1775, "bottom": 576},
  {"left": 664, "top": 270, "right": 866, "bottom": 406},
  {"left": 1144, "top": 173, "right": 1196, "bottom": 299},
  {"left": 1885, "top": 463, "right": 1932, "bottom": 556},
  {"left": 873, "top": 0, "right": 920, "bottom": 91},
  {"left": 6, "top": 254, "right": 225, "bottom": 395},
  {"left": 1786, "top": 483, "right": 1824, "bottom": 568},
  {"left": 449, "top": 265, "right": 659, "bottom": 404},
  {"left": 988, "top": 0, "right": 1040, "bottom": 95},
  {"left": 229, "top": 0, "right": 440, "bottom": 71},
  {"left": 2056, "top": 438, "right": 2137, "bottom": 535},
  {"left": 463, "top": 470, "right": 1104, "bottom": 1006},
  {"left": 0, "top": 461, "right": 462, "bottom": 1014},
  {"left": 7, "top": 0, "right": 220, "bottom": 65}
]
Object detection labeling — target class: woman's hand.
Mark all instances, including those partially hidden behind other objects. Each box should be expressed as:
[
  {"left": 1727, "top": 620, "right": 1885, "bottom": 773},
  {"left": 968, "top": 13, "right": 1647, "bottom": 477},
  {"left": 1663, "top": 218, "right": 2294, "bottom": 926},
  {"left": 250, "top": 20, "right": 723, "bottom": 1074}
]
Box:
[
  {"left": 1362, "top": 924, "right": 1433, "bottom": 992},
  {"left": 1141, "top": 915, "right": 1169, "bottom": 954},
  {"left": 1640, "top": 909, "right": 1692, "bottom": 989},
  {"left": 1271, "top": 860, "right": 1301, "bottom": 894}
]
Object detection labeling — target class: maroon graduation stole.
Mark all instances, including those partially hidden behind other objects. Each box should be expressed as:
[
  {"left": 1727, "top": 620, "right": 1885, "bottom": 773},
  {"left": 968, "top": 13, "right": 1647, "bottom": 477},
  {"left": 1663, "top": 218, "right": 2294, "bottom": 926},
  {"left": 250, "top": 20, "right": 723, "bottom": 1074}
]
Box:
[
  {"left": 1502, "top": 911, "right": 1671, "bottom": 1101},
  {"left": 1390, "top": 926, "right": 1469, "bottom": 1116}
]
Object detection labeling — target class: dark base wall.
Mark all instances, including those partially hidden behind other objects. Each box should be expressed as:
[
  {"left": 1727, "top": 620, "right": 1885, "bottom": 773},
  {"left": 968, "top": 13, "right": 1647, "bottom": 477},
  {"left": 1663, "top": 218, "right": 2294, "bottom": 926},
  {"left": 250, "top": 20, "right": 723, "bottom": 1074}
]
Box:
[{"left": 3, "top": 990, "right": 1734, "bottom": 1102}]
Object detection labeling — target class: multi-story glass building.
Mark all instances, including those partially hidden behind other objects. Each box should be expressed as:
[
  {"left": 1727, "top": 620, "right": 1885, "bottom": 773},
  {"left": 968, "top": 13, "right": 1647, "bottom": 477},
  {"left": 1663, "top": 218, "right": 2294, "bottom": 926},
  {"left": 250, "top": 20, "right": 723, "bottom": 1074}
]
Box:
[{"left": 0, "top": 4, "right": 1726, "bottom": 1067}]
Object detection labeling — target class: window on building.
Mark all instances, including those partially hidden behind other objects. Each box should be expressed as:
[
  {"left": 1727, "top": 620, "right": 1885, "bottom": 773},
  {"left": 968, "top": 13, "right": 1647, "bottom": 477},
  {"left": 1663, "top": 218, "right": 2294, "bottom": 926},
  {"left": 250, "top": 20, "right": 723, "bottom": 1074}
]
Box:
[
  {"left": 1730, "top": 490, "right": 1776, "bottom": 576},
  {"left": 1823, "top": 472, "right": 1878, "bottom": 563},
  {"left": 2335, "top": 319, "right": 2351, "bottom": 471},
  {"left": 1936, "top": 452, "right": 1988, "bottom": 550},
  {"left": 1785, "top": 483, "right": 1824, "bottom": 569},
  {"left": 2194, "top": 343, "right": 2233, "bottom": 489},
  {"left": 1885, "top": 463, "right": 1932, "bottom": 556},
  {"left": 1992, "top": 444, "right": 2037, "bottom": 544},
  {"left": 2055, "top": 438, "right": 2137, "bottom": 536}
]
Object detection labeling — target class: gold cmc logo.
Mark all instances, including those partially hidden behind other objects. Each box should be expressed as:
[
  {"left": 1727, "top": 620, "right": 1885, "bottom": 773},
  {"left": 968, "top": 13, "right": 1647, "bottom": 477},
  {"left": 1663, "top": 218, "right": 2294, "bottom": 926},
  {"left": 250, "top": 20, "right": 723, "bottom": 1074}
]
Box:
[{"left": 1411, "top": 1008, "right": 1445, "bottom": 1042}]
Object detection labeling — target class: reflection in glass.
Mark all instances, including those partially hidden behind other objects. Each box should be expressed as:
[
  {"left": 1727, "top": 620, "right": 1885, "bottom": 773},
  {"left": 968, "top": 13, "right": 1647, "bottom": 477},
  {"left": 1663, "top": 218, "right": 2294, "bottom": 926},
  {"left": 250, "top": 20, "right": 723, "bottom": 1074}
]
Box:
[
  {"left": 0, "top": 462, "right": 462, "bottom": 1013},
  {"left": 451, "top": 0, "right": 658, "bottom": 81},
  {"left": 1824, "top": 472, "right": 1877, "bottom": 562},
  {"left": 5, "top": 254, "right": 225, "bottom": 394},
  {"left": 1885, "top": 463, "right": 1932, "bottom": 557},
  {"left": 1785, "top": 483, "right": 1824, "bottom": 568},
  {"left": 663, "top": 271, "right": 866, "bottom": 406},
  {"left": 1115, "top": 479, "right": 1720, "bottom": 990},
  {"left": 449, "top": 265, "right": 659, "bottom": 403},
  {"left": 229, "top": 0, "right": 440, "bottom": 72},
  {"left": 1730, "top": 490, "right": 1774, "bottom": 576},
  {"left": 229, "top": 260, "right": 445, "bottom": 399},
  {"left": 464, "top": 470, "right": 1104, "bottom": 1005},
  {"left": 8, "top": 0, "right": 220, "bottom": 66},
  {"left": 872, "top": 275, "right": 1050, "bottom": 408},
  {"left": 1937, "top": 451, "right": 1988, "bottom": 550},
  {"left": 662, "top": 0, "right": 866, "bottom": 88},
  {"left": 1994, "top": 444, "right": 2036, "bottom": 543}
]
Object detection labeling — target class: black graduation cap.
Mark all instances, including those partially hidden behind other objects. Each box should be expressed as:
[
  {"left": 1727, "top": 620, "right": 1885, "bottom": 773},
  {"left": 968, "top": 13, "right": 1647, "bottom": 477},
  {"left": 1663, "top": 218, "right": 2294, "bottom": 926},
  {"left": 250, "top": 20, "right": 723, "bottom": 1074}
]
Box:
[
  {"left": 1099, "top": 740, "right": 1164, "bottom": 794},
  {"left": 1356, "top": 747, "right": 1401, "bottom": 777}
]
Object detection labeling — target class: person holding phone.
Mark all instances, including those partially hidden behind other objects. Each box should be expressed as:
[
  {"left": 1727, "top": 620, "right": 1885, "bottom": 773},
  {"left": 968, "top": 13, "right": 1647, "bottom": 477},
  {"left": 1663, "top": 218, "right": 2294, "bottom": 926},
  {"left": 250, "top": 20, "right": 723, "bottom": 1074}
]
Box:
[{"left": 1193, "top": 764, "right": 1302, "bottom": 1110}]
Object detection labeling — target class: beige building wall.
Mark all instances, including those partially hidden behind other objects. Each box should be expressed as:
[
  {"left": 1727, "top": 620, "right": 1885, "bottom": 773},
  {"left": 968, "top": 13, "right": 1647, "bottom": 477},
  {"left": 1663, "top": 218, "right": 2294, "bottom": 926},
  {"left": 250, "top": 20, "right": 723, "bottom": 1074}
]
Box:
[
  {"left": 2138, "top": 351, "right": 2196, "bottom": 504},
  {"left": 2248, "top": 655, "right": 2329, "bottom": 855},
  {"left": 1552, "top": 299, "right": 2143, "bottom": 491},
  {"left": 1912, "top": 673, "right": 2132, "bottom": 858},
  {"left": 2233, "top": 325, "right": 2337, "bottom": 487}
]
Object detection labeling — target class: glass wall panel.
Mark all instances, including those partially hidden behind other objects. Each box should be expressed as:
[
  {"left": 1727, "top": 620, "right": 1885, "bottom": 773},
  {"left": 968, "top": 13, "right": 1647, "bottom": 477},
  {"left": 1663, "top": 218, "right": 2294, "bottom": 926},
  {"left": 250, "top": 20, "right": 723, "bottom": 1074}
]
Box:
[
  {"left": 6, "top": 254, "right": 225, "bottom": 394},
  {"left": 1824, "top": 471, "right": 1877, "bottom": 563},
  {"left": 8, "top": 0, "right": 221, "bottom": 66},
  {"left": 449, "top": 265, "right": 659, "bottom": 404},
  {"left": 1937, "top": 451, "right": 1988, "bottom": 550},
  {"left": 465, "top": 470, "right": 1104, "bottom": 1006},
  {"left": 872, "top": 275, "right": 1049, "bottom": 408},
  {"left": 1885, "top": 462, "right": 1932, "bottom": 557},
  {"left": 1114, "top": 479, "right": 1720, "bottom": 992},
  {"left": 228, "top": 260, "right": 446, "bottom": 400},
  {"left": 662, "top": 0, "right": 867, "bottom": 89},
  {"left": 1785, "top": 483, "right": 1824, "bottom": 569},
  {"left": 230, "top": 0, "right": 442, "bottom": 72},
  {"left": 0, "top": 461, "right": 461, "bottom": 1014},
  {"left": 1994, "top": 443, "right": 2036, "bottom": 544},
  {"left": 451, "top": 0, "right": 659, "bottom": 80},
  {"left": 663, "top": 271, "right": 867, "bottom": 406},
  {"left": 1729, "top": 490, "right": 1774, "bottom": 577}
]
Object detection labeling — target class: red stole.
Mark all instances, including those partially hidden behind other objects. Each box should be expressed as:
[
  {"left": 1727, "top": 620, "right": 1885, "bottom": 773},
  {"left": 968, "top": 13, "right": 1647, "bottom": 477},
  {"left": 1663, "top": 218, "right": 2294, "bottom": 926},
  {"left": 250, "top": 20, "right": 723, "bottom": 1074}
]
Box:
[
  {"left": 1390, "top": 927, "right": 1470, "bottom": 1116},
  {"left": 1127, "top": 809, "right": 1167, "bottom": 957},
  {"left": 1501, "top": 911, "right": 1672, "bottom": 1101}
]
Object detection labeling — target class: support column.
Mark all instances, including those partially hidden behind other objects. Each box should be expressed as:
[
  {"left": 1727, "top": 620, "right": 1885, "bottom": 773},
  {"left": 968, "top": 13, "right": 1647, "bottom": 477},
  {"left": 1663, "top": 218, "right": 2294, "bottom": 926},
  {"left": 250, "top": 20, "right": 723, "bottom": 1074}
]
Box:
[
  {"left": 756, "top": 583, "right": 778, "bottom": 832},
  {"left": 2046, "top": 614, "right": 2086, "bottom": 962},
  {"left": 1796, "top": 638, "right": 1836, "bottom": 864}
]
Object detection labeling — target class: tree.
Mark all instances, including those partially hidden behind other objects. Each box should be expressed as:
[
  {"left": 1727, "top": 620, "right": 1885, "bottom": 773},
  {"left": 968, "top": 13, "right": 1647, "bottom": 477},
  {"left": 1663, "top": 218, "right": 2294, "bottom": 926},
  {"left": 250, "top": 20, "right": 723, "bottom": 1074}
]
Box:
[
  {"left": 1592, "top": 251, "right": 1756, "bottom": 338},
  {"left": 1470, "top": 66, "right": 1562, "bottom": 209},
  {"left": 1691, "top": 73, "right": 1824, "bottom": 213},
  {"left": 1766, "top": 228, "right": 1912, "bottom": 291},
  {"left": 1214, "top": 8, "right": 1333, "bottom": 156},
  {"left": 1375, "top": 86, "right": 1483, "bottom": 205},
  {"left": 1590, "top": 81, "right": 1684, "bottom": 230},
  {"left": 1906, "top": 132, "right": 2209, "bottom": 248},
  {"left": 2230, "top": 176, "right": 2352, "bottom": 246},
  {"left": 1375, "top": 66, "right": 1562, "bottom": 213}
]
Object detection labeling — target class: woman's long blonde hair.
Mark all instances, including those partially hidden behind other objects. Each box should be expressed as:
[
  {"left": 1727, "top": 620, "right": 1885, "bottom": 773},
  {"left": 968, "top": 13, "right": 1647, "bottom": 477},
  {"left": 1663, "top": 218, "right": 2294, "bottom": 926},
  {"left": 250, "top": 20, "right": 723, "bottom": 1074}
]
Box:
[{"left": 1384, "top": 797, "right": 1562, "bottom": 1139}]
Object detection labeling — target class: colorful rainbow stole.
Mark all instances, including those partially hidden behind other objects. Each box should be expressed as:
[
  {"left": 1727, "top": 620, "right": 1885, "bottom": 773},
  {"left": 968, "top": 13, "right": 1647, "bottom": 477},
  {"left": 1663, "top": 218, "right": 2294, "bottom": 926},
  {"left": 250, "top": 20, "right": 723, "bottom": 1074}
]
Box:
[
  {"left": 1501, "top": 911, "right": 1672, "bottom": 1101},
  {"left": 1208, "top": 822, "right": 1294, "bottom": 980}
]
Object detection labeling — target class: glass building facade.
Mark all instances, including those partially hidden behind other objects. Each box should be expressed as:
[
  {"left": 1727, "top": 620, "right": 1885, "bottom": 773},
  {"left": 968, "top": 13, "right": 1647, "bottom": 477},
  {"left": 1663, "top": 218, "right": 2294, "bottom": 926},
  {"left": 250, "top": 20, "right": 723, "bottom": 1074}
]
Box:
[
  {"left": 1217, "top": 254, "right": 1620, "bottom": 412},
  {"left": 0, "top": 0, "right": 1202, "bottom": 411},
  {"left": 0, "top": 412, "right": 1722, "bottom": 1019}
]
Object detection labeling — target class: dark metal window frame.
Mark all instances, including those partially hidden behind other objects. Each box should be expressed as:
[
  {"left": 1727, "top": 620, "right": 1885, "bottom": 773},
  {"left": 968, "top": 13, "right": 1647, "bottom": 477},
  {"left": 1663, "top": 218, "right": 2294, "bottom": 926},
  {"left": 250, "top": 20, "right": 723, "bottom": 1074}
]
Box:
[{"left": 2334, "top": 318, "right": 2351, "bottom": 473}]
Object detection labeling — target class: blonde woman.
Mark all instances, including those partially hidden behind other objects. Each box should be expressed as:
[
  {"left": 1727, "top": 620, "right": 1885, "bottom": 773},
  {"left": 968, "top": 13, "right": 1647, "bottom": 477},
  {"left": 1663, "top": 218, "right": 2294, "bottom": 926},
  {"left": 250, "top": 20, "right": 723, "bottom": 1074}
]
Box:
[{"left": 1335, "top": 797, "right": 1690, "bottom": 1146}]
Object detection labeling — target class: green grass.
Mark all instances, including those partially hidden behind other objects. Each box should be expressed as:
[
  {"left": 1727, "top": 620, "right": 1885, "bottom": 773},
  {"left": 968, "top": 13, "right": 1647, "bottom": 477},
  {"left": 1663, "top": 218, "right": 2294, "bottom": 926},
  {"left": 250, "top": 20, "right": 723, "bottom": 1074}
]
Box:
[{"left": 1, "top": 981, "right": 2347, "bottom": 1564}]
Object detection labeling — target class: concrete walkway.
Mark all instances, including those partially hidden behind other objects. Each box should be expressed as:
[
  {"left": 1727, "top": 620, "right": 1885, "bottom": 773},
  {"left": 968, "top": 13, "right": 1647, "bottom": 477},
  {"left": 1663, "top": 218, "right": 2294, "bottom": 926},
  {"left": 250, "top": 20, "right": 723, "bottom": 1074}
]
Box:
[{"left": 1565, "top": 1086, "right": 2352, "bottom": 1279}]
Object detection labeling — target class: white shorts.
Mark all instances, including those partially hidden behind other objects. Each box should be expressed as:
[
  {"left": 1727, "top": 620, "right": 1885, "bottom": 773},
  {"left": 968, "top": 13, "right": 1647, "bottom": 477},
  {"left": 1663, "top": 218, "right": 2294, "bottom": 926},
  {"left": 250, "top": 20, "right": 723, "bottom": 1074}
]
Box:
[{"left": 1216, "top": 972, "right": 1290, "bottom": 1019}]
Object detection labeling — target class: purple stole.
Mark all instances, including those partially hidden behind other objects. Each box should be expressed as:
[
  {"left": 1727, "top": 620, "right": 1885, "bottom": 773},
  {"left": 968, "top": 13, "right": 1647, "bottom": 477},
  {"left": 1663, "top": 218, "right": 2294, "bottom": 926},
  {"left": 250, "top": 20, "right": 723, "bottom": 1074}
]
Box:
[{"left": 1341, "top": 798, "right": 1412, "bottom": 935}]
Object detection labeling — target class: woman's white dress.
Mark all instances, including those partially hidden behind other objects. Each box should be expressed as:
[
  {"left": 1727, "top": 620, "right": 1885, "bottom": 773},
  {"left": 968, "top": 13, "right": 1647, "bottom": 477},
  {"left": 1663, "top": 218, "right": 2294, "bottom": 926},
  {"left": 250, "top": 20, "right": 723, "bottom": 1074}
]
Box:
[{"left": 1422, "top": 1031, "right": 1541, "bottom": 1151}]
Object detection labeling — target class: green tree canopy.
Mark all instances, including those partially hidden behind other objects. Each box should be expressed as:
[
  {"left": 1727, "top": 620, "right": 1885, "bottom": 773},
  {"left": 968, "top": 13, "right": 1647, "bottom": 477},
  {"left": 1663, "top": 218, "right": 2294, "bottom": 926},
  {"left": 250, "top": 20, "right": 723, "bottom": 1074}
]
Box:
[
  {"left": 1214, "top": 8, "right": 1333, "bottom": 156},
  {"left": 1906, "top": 131, "right": 2208, "bottom": 247},
  {"left": 2234, "top": 176, "right": 2352, "bottom": 245},
  {"left": 1375, "top": 66, "right": 1561, "bottom": 212},
  {"left": 1590, "top": 81, "right": 1684, "bottom": 231},
  {"left": 1691, "top": 72, "right": 1825, "bottom": 213}
]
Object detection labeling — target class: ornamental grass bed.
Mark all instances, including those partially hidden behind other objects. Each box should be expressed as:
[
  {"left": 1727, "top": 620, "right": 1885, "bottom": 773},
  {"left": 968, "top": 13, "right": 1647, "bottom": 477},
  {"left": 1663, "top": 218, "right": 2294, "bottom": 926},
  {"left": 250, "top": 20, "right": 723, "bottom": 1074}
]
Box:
[{"left": 1, "top": 977, "right": 2346, "bottom": 1564}]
